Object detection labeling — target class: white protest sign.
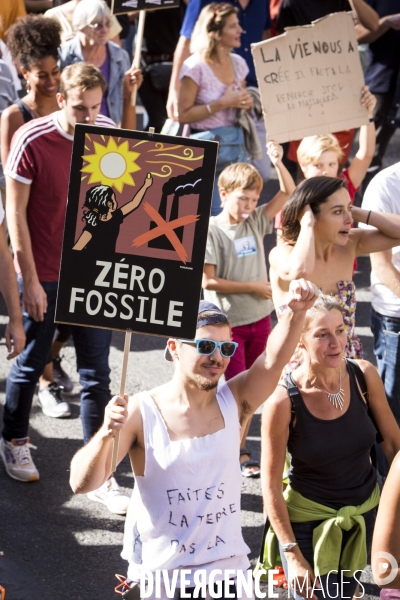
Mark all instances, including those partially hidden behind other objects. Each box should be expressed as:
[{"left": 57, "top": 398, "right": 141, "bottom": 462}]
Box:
[{"left": 251, "top": 12, "right": 368, "bottom": 143}]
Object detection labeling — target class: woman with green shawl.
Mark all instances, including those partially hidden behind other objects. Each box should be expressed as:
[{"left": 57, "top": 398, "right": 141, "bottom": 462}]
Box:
[{"left": 259, "top": 294, "right": 400, "bottom": 600}]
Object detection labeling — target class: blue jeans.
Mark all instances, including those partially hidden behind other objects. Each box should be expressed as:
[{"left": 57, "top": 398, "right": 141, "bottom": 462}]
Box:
[
  {"left": 370, "top": 307, "right": 400, "bottom": 476},
  {"left": 280, "top": 508, "right": 376, "bottom": 600},
  {"left": 3, "top": 279, "right": 112, "bottom": 444}
]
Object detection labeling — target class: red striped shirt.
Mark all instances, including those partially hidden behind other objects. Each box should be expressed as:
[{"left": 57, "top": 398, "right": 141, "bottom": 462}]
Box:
[{"left": 5, "top": 112, "right": 115, "bottom": 281}]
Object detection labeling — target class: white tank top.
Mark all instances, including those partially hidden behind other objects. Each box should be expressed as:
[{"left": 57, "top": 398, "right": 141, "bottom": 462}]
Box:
[{"left": 122, "top": 382, "right": 250, "bottom": 585}]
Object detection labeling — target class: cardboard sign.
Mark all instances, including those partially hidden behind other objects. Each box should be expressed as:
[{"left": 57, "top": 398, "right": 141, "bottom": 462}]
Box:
[
  {"left": 55, "top": 126, "right": 218, "bottom": 339},
  {"left": 111, "top": 0, "right": 180, "bottom": 15},
  {"left": 252, "top": 12, "right": 368, "bottom": 143}
]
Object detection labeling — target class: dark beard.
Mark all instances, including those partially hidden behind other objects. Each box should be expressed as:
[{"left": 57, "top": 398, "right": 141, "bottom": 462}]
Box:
[{"left": 189, "top": 375, "right": 219, "bottom": 391}]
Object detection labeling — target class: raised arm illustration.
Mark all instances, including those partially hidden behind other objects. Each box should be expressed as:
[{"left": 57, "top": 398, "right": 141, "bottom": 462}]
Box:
[{"left": 73, "top": 173, "right": 153, "bottom": 251}]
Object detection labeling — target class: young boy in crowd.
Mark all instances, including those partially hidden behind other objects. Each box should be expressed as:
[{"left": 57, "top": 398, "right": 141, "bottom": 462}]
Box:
[
  {"left": 202, "top": 144, "right": 293, "bottom": 477},
  {"left": 275, "top": 85, "right": 377, "bottom": 236}
]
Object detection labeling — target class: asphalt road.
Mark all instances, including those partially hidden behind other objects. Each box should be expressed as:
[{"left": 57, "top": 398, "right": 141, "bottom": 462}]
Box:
[{"left": 1, "top": 130, "right": 399, "bottom": 600}]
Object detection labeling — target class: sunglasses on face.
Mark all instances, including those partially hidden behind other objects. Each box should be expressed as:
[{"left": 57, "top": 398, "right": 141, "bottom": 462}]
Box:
[
  {"left": 88, "top": 19, "right": 112, "bottom": 30},
  {"left": 178, "top": 339, "right": 238, "bottom": 358}
]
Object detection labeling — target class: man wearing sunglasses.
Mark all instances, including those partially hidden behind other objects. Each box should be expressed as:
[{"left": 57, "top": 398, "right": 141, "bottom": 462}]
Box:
[{"left": 70, "top": 279, "right": 319, "bottom": 598}]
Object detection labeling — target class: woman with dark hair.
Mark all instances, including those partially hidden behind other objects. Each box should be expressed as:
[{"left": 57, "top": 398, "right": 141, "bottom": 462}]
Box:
[
  {"left": 269, "top": 176, "right": 400, "bottom": 369},
  {"left": 73, "top": 173, "right": 153, "bottom": 253},
  {"left": 0, "top": 14, "right": 61, "bottom": 165},
  {"left": 259, "top": 294, "right": 400, "bottom": 600}
]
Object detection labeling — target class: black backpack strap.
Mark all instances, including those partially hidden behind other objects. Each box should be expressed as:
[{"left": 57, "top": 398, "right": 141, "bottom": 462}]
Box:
[
  {"left": 346, "top": 358, "right": 384, "bottom": 443},
  {"left": 283, "top": 373, "right": 308, "bottom": 439}
]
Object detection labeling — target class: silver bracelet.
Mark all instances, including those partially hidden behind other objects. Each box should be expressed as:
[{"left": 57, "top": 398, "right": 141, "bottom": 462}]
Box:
[
  {"left": 206, "top": 103, "right": 212, "bottom": 115},
  {"left": 282, "top": 542, "right": 298, "bottom": 552}
]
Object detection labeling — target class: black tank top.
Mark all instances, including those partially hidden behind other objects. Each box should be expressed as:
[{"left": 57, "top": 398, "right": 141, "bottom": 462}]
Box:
[
  {"left": 285, "top": 359, "right": 377, "bottom": 509},
  {"left": 16, "top": 100, "right": 36, "bottom": 124}
]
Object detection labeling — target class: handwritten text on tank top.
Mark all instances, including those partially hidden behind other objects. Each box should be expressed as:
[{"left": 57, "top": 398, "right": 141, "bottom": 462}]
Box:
[{"left": 166, "top": 482, "right": 236, "bottom": 556}]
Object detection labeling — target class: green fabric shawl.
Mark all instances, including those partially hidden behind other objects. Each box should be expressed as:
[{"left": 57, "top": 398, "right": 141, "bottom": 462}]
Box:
[{"left": 254, "top": 484, "right": 380, "bottom": 579}]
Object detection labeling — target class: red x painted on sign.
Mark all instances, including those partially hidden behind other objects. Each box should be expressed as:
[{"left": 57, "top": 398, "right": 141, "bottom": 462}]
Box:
[{"left": 132, "top": 201, "right": 199, "bottom": 264}]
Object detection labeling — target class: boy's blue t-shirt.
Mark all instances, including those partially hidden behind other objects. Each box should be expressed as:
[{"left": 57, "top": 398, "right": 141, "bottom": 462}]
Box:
[{"left": 204, "top": 205, "right": 273, "bottom": 328}]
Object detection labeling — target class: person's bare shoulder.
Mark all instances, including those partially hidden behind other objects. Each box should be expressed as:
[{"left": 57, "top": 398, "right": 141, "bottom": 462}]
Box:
[
  {"left": 352, "top": 358, "right": 374, "bottom": 373},
  {"left": 391, "top": 450, "right": 400, "bottom": 473},
  {"left": 269, "top": 241, "right": 293, "bottom": 263},
  {"left": 127, "top": 384, "right": 170, "bottom": 455},
  {"left": 261, "top": 383, "right": 292, "bottom": 429},
  {"left": 146, "top": 382, "right": 172, "bottom": 403},
  {"left": 352, "top": 358, "right": 378, "bottom": 384},
  {"left": 348, "top": 226, "right": 363, "bottom": 247},
  {"left": 357, "top": 358, "right": 380, "bottom": 386},
  {"left": 1, "top": 103, "right": 24, "bottom": 127},
  {"left": 268, "top": 383, "right": 292, "bottom": 411},
  {"left": 1, "top": 104, "right": 25, "bottom": 153},
  {"left": 125, "top": 392, "right": 145, "bottom": 447}
]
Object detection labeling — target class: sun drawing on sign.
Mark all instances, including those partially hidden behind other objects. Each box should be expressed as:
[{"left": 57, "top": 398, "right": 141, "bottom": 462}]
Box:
[{"left": 81, "top": 135, "right": 141, "bottom": 192}]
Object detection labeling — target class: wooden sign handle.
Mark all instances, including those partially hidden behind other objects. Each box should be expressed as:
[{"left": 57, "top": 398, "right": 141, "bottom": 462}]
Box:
[
  {"left": 131, "top": 10, "right": 146, "bottom": 106},
  {"left": 111, "top": 331, "right": 132, "bottom": 473}
]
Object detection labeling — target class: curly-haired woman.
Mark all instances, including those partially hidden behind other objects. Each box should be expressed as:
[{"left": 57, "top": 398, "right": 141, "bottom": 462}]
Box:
[{"left": 0, "top": 14, "right": 61, "bottom": 167}]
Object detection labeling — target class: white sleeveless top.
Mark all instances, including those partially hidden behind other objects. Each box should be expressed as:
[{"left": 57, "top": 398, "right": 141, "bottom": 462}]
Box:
[{"left": 122, "top": 382, "right": 250, "bottom": 585}]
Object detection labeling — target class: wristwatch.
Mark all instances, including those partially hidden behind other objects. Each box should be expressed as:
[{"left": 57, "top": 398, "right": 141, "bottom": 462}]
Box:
[{"left": 282, "top": 542, "right": 298, "bottom": 552}]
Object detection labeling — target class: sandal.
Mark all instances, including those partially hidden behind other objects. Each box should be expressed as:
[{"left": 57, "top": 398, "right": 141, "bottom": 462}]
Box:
[{"left": 240, "top": 448, "right": 260, "bottom": 479}]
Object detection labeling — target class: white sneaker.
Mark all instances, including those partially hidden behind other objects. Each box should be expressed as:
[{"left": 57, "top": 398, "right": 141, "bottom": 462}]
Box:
[
  {"left": 0, "top": 436, "right": 39, "bottom": 482},
  {"left": 37, "top": 383, "right": 71, "bottom": 418},
  {"left": 87, "top": 476, "right": 131, "bottom": 515}
]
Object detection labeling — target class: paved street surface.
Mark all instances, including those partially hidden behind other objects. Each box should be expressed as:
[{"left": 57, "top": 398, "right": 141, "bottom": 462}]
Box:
[{"left": 1, "top": 132, "right": 399, "bottom": 599}]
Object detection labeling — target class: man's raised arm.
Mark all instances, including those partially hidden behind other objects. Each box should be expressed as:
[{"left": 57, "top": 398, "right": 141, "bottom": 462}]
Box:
[
  {"left": 167, "top": 36, "right": 191, "bottom": 120},
  {"left": 228, "top": 279, "right": 319, "bottom": 413},
  {"left": 350, "top": 0, "right": 379, "bottom": 33},
  {"left": 166, "top": 0, "right": 202, "bottom": 119}
]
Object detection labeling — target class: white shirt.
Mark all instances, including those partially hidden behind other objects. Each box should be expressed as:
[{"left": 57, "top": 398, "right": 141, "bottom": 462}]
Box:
[
  {"left": 0, "top": 195, "right": 4, "bottom": 225},
  {"left": 360, "top": 162, "right": 400, "bottom": 317},
  {"left": 122, "top": 382, "right": 250, "bottom": 586}
]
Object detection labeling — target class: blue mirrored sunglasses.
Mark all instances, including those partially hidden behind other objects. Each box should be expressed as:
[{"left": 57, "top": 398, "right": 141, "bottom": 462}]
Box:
[{"left": 178, "top": 338, "right": 238, "bottom": 358}]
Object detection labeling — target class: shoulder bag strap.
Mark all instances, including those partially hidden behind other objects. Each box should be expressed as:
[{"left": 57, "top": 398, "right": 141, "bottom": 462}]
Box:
[
  {"left": 285, "top": 373, "right": 308, "bottom": 439},
  {"left": 346, "top": 358, "right": 383, "bottom": 443}
]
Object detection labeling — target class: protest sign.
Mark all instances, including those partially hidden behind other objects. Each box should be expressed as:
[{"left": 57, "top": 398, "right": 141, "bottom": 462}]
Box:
[
  {"left": 252, "top": 12, "right": 368, "bottom": 143},
  {"left": 111, "top": 0, "right": 179, "bottom": 14},
  {"left": 55, "top": 126, "right": 218, "bottom": 341}
]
